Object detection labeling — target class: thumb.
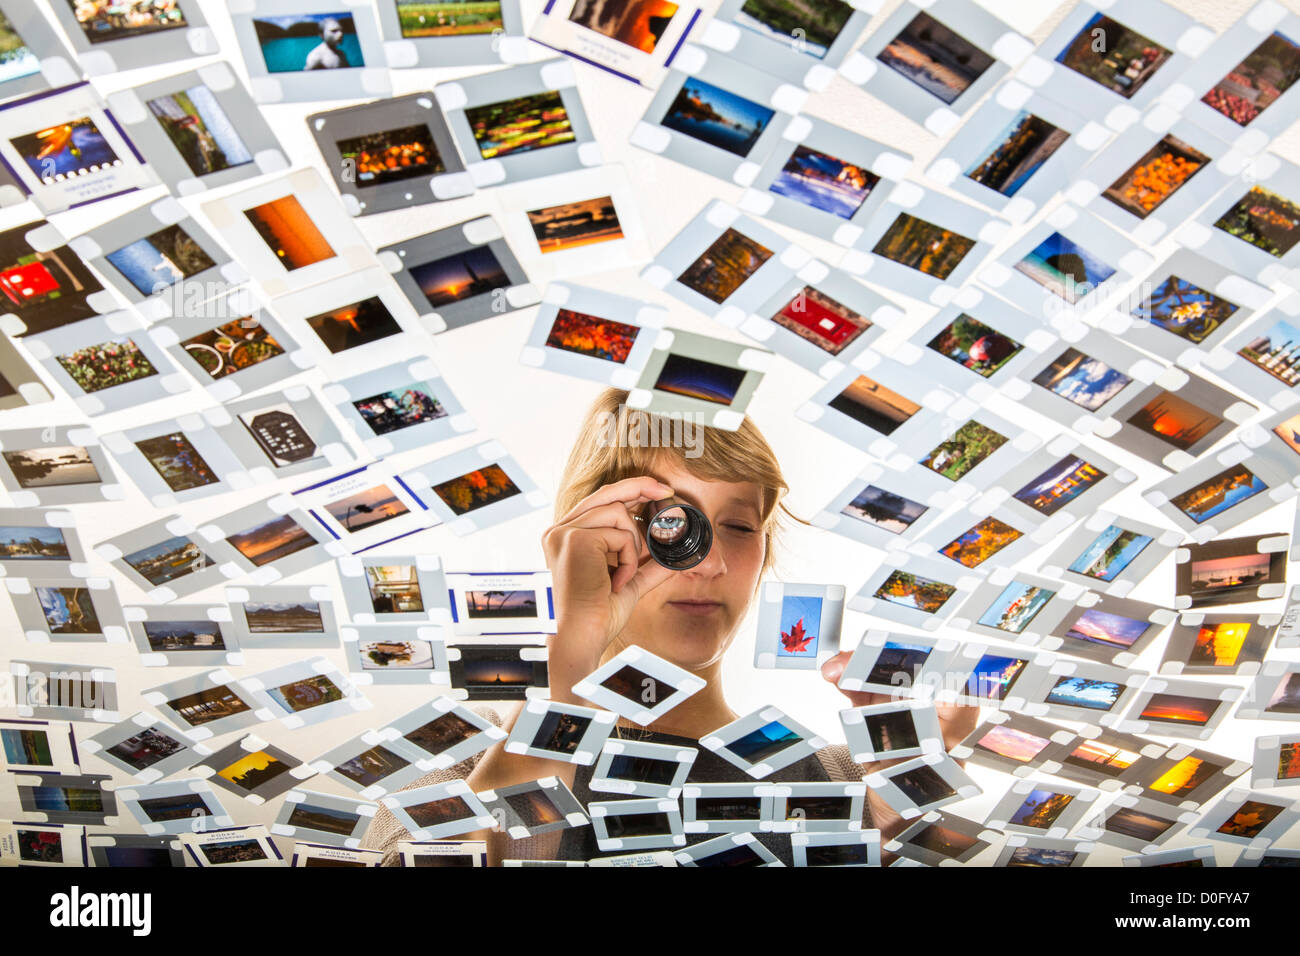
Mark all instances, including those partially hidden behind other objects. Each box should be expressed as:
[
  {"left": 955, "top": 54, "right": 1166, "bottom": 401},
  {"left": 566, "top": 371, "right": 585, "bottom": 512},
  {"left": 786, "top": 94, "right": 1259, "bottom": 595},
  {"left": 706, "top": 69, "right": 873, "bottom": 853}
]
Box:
[
  {"left": 618, "top": 557, "right": 675, "bottom": 604},
  {"left": 823, "top": 651, "right": 894, "bottom": 709},
  {"left": 820, "top": 651, "right": 852, "bottom": 686}
]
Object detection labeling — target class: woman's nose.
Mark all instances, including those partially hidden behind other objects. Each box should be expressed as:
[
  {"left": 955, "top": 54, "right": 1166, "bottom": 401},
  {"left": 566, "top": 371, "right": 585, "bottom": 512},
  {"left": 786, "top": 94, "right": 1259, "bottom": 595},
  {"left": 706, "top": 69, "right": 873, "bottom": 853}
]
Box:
[{"left": 685, "top": 534, "right": 727, "bottom": 577}]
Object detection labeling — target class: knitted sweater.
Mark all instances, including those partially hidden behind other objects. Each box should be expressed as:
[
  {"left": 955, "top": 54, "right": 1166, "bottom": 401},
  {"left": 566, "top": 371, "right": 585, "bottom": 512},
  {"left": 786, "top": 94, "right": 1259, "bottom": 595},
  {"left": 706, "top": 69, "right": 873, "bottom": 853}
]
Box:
[{"left": 359, "top": 704, "right": 873, "bottom": 866}]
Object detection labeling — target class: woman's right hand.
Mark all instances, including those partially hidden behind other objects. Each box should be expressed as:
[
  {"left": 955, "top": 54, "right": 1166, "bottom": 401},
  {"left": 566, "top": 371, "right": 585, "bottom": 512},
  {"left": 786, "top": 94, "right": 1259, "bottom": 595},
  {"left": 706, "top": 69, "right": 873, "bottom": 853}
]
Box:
[{"left": 541, "top": 476, "right": 679, "bottom": 690}]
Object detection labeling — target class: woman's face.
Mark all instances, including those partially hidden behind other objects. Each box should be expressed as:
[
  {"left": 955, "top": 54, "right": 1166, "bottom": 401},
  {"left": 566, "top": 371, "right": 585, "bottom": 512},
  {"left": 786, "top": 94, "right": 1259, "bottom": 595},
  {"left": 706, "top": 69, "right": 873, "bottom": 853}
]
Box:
[{"left": 614, "top": 458, "right": 767, "bottom": 673}]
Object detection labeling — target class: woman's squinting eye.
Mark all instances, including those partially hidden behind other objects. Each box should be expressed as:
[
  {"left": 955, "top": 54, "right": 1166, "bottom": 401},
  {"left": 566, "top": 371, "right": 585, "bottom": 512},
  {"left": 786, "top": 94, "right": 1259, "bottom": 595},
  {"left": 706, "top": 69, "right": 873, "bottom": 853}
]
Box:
[{"left": 724, "top": 523, "right": 757, "bottom": 534}]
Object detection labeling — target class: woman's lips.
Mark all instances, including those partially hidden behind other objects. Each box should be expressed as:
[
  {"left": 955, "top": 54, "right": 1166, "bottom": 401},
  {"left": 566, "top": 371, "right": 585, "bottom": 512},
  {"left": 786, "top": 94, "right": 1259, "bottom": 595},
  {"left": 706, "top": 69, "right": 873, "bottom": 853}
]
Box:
[{"left": 668, "top": 601, "right": 722, "bottom": 616}]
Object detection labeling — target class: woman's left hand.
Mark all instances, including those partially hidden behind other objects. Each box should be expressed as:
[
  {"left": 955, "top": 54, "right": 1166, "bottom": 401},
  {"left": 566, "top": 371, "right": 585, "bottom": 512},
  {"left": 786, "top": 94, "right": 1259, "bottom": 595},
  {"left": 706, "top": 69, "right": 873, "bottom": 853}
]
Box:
[
  {"left": 820, "top": 652, "right": 980, "bottom": 755},
  {"left": 819, "top": 651, "right": 980, "bottom": 852}
]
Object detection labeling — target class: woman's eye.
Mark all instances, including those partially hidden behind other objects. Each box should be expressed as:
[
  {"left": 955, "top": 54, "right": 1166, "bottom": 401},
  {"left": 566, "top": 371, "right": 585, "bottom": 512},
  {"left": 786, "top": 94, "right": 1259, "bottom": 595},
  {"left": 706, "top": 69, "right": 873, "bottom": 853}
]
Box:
[{"left": 724, "top": 524, "right": 756, "bottom": 534}]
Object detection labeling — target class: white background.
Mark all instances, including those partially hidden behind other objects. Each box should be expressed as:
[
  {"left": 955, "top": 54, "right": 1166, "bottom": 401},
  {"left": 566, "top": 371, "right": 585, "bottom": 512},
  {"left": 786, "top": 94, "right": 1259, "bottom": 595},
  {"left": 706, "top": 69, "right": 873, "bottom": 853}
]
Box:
[{"left": 2, "top": 0, "right": 1299, "bottom": 864}]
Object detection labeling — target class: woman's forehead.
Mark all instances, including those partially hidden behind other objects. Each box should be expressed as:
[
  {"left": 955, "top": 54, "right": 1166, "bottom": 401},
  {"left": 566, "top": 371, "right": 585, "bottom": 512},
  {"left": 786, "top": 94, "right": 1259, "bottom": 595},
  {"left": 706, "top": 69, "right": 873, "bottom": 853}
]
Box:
[{"left": 648, "top": 462, "right": 762, "bottom": 510}]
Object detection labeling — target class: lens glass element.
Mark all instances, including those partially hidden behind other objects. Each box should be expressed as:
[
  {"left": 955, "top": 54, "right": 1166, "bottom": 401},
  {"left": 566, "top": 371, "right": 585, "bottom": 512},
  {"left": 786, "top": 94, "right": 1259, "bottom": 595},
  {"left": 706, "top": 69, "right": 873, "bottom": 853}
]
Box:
[
  {"left": 641, "top": 499, "right": 712, "bottom": 570},
  {"left": 648, "top": 507, "right": 687, "bottom": 545}
]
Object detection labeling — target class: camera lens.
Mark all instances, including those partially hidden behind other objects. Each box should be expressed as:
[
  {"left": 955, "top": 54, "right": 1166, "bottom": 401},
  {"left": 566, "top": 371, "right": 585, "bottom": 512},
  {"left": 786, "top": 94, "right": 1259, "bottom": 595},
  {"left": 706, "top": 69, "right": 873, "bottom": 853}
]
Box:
[{"left": 639, "top": 497, "right": 712, "bottom": 570}]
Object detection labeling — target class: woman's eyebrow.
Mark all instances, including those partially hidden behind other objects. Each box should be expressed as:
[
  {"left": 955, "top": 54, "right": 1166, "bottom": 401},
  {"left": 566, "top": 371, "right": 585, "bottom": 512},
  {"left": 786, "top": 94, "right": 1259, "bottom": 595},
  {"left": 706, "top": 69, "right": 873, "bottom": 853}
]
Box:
[
  {"left": 721, "top": 496, "right": 763, "bottom": 521},
  {"left": 655, "top": 487, "right": 760, "bottom": 514},
  {"left": 660, "top": 487, "right": 700, "bottom": 507}
]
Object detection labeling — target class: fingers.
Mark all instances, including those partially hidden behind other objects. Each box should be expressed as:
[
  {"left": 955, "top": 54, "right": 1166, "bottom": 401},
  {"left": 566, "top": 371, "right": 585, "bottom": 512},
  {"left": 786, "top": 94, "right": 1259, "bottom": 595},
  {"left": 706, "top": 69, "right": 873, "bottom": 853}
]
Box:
[
  {"left": 820, "top": 651, "right": 851, "bottom": 685},
  {"left": 837, "top": 689, "right": 895, "bottom": 709},
  {"left": 934, "top": 702, "right": 977, "bottom": 725},
  {"left": 607, "top": 529, "right": 642, "bottom": 594},
  {"left": 935, "top": 701, "right": 980, "bottom": 750},
  {"left": 618, "top": 554, "right": 675, "bottom": 604},
  {"left": 822, "top": 652, "right": 893, "bottom": 709},
  {"left": 824, "top": 653, "right": 978, "bottom": 750},
  {"left": 544, "top": 522, "right": 643, "bottom": 605},
  {"left": 557, "top": 502, "right": 645, "bottom": 558},
  {"left": 545, "top": 478, "right": 678, "bottom": 603},
  {"left": 544, "top": 505, "right": 646, "bottom": 593},
  {"left": 553, "top": 476, "right": 673, "bottom": 528}
]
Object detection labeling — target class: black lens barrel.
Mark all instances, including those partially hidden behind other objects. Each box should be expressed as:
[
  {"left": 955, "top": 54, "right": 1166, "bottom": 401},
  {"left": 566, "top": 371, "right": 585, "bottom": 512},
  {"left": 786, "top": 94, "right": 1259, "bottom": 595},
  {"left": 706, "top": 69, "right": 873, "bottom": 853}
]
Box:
[{"left": 638, "top": 497, "right": 713, "bottom": 570}]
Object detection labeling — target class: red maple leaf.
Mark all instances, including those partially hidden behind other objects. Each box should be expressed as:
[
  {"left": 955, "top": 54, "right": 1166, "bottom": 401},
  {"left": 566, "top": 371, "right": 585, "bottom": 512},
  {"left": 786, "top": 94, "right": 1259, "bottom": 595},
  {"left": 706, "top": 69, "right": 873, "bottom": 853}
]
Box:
[{"left": 781, "top": 617, "right": 813, "bottom": 654}]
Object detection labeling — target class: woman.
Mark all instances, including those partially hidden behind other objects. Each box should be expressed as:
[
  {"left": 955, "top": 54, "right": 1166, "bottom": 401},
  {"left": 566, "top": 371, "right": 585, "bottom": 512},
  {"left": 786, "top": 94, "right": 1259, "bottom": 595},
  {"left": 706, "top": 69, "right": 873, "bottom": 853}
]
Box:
[{"left": 362, "top": 389, "right": 978, "bottom": 864}]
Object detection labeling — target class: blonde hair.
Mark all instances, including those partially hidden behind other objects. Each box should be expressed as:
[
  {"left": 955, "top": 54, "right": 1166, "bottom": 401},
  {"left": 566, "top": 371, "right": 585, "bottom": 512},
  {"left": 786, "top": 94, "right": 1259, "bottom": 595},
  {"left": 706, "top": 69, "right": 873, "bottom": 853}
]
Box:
[{"left": 554, "top": 388, "right": 808, "bottom": 579}]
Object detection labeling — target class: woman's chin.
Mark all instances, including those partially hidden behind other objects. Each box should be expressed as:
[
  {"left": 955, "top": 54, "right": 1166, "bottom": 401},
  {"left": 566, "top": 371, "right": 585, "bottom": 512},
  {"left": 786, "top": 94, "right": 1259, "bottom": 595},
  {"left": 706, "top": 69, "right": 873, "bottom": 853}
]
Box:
[{"left": 638, "top": 623, "right": 729, "bottom": 672}]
